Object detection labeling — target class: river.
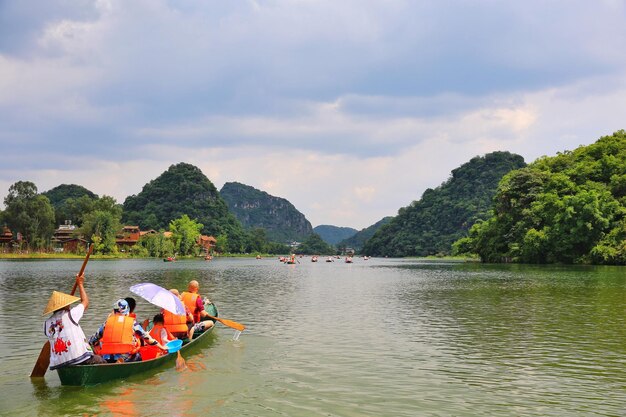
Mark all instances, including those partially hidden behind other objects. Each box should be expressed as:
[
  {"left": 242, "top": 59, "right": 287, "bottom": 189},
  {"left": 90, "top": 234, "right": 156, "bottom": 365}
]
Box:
[{"left": 0, "top": 257, "right": 625, "bottom": 416}]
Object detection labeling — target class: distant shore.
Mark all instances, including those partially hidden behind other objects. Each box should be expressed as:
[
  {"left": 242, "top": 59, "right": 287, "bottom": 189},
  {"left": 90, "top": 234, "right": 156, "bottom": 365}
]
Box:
[
  {"left": 0, "top": 253, "right": 480, "bottom": 261},
  {"left": 0, "top": 252, "right": 282, "bottom": 260}
]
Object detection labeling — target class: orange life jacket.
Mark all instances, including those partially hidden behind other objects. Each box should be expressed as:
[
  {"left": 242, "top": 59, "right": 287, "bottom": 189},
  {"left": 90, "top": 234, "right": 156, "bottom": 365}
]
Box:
[
  {"left": 149, "top": 324, "right": 176, "bottom": 345},
  {"left": 97, "top": 314, "right": 139, "bottom": 355},
  {"left": 163, "top": 309, "right": 188, "bottom": 334},
  {"left": 181, "top": 292, "right": 201, "bottom": 323}
]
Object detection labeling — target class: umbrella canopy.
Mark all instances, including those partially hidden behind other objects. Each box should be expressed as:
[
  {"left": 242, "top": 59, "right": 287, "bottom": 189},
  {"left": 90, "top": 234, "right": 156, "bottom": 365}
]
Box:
[{"left": 129, "top": 283, "right": 186, "bottom": 315}]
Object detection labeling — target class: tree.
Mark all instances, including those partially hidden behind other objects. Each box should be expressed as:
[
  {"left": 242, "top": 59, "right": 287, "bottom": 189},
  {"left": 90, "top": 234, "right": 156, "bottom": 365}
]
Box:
[
  {"left": 81, "top": 210, "right": 121, "bottom": 254},
  {"left": 296, "top": 233, "right": 335, "bottom": 255},
  {"left": 139, "top": 233, "right": 175, "bottom": 257},
  {"left": 456, "top": 130, "right": 626, "bottom": 264},
  {"left": 169, "top": 215, "right": 203, "bottom": 256},
  {"left": 3, "top": 181, "right": 55, "bottom": 249}
]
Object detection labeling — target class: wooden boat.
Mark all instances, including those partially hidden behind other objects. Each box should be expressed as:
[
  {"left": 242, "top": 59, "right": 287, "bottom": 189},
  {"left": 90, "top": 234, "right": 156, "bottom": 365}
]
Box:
[
  {"left": 345, "top": 257, "right": 353, "bottom": 263},
  {"left": 56, "top": 326, "right": 215, "bottom": 386},
  {"left": 57, "top": 303, "right": 220, "bottom": 386}
]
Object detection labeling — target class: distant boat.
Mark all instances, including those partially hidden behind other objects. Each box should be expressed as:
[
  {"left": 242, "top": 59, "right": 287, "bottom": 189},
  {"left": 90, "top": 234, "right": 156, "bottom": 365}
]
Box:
[
  {"left": 326, "top": 257, "right": 333, "bottom": 262},
  {"left": 163, "top": 256, "right": 176, "bottom": 262},
  {"left": 311, "top": 256, "right": 318, "bottom": 262},
  {"left": 345, "top": 257, "right": 353, "bottom": 263},
  {"left": 363, "top": 256, "right": 369, "bottom": 260}
]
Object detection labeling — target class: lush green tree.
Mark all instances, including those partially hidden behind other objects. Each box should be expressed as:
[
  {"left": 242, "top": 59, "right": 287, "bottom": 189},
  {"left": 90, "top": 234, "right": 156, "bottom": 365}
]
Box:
[
  {"left": 3, "top": 181, "right": 55, "bottom": 249},
  {"left": 139, "top": 233, "right": 175, "bottom": 257},
  {"left": 296, "top": 233, "right": 335, "bottom": 255},
  {"left": 246, "top": 228, "right": 269, "bottom": 253},
  {"left": 169, "top": 215, "right": 203, "bottom": 256},
  {"left": 215, "top": 234, "right": 229, "bottom": 254},
  {"left": 456, "top": 130, "right": 626, "bottom": 264},
  {"left": 81, "top": 210, "right": 121, "bottom": 254}
]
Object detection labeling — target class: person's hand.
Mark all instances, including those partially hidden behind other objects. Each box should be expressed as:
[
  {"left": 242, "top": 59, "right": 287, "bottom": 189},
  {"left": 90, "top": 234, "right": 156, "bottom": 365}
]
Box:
[{"left": 75, "top": 274, "right": 85, "bottom": 286}]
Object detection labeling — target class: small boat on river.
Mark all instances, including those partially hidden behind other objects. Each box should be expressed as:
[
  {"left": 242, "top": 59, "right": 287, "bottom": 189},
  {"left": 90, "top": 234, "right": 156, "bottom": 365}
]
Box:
[
  {"left": 163, "top": 256, "right": 176, "bottom": 262},
  {"left": 56, "top": 303, "right": 220, "bottom": 386}
]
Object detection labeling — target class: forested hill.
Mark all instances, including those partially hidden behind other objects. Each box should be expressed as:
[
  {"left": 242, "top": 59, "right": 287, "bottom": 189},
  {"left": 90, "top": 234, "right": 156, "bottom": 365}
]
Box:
[
  {"left": 220, "top": 182, "right": 313, "bottom": 243},
  {"left": 362, "top": 151, "right": 526, "bottom": 257},
  {"left": 455, "top": 130, "right": 626, "bottom": 264},
  {"left": 122, "top": 163, "right": 245, "bottom": 239},
  {"left": 338, "top": 216, "right": 392, "bottom": 251},
  {"left": 313, "top": 225, "right": 357, "bottom": 245},
  {"left": 41, "top": 184, "right": 98, "bottom": 226}
]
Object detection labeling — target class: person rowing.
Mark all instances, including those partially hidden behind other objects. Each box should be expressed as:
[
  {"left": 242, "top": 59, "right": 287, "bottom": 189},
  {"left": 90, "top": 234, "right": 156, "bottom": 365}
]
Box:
[{"left": 43, "top": 274, "right": 106, "bottom": 369}]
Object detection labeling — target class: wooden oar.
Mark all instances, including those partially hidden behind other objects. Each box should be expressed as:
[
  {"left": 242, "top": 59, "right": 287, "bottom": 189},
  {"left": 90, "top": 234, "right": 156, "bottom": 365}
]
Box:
[
  {"left": 30, "top": 244, "right": 93, "bottom": 378},
  {"left": 205, "top": 314, "right": 246, "bottom": 332},
  {"left": 176, "top": 351, "right": 186, "bottom": 371}
]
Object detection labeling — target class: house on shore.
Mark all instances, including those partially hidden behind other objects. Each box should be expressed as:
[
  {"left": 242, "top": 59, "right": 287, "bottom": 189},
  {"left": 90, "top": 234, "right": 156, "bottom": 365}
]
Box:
[{"left": 52, "top": 222, "right": 88, "bottom": 253}]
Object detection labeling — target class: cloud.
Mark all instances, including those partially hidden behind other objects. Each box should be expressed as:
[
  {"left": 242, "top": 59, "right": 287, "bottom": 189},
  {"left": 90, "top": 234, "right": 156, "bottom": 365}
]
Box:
[{"left": 1, "top": 1, "right": 626, "bottom": 228}]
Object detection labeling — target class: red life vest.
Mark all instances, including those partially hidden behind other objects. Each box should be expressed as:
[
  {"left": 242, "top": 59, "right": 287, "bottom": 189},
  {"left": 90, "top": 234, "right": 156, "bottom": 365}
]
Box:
[
  {"left": 149, "top": 324, "right": 176, "bottom": 345},
  {"left": 97, "top": 314, "right": 139, "bottom": 355},
  {"left": 181, "top": 292, "right": 201, "bottom": 323},
  {"left": 163, "top": 309, "right": 188, "bottom": 334}
]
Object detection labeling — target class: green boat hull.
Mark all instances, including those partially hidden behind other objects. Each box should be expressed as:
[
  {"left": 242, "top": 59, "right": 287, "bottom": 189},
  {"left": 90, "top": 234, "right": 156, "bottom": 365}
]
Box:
[{"left": 56, "top": 326, "right": 214, "bottom": 386}]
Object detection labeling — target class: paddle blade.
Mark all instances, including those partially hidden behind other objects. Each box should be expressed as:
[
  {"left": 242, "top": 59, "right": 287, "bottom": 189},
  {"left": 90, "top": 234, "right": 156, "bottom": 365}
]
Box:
[
  {"left": 30, "top": 341, "right": 51, "bottom": 378},
  {"left": 176, "top": 351, "right": 187, "bottom": 371},
  {"left": 207, "top": 315, "right": 246, "bottom": 332}
]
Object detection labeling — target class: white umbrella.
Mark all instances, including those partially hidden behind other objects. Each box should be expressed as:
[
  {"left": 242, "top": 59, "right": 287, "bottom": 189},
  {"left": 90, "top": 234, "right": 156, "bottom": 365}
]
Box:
[{"left": 129, "top": 283, "right": 186, "bottom": 315}]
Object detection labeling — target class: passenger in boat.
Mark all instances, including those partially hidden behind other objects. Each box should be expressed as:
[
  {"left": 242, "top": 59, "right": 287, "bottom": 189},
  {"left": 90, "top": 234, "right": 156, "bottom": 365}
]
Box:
[
  {"left": 149, "top": 313, "right": 177, "bottom": 345},
  {"left": 124, "top": 297, "right": 137, "bottom": 319},
  {"left": 166, "top": 289, "right": 196, "bottom": 340},
  {"left": 89, "top": 299, "right": 166, "bottom": 363},
  {"left": 181, "top": 280, "right": 215, "bottom": 332},
  {"left": 43, "top": 274, "right": 106, "bottom": 369},
  {"left": 125, "top": 296, "right": 150, "bottom": 330}
]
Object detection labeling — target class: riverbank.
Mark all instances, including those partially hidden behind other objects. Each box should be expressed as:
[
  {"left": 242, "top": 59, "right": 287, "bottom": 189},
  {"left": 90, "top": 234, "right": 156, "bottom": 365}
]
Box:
[{"left": 0, "top": 252, "right": 282, "bottom": 260}]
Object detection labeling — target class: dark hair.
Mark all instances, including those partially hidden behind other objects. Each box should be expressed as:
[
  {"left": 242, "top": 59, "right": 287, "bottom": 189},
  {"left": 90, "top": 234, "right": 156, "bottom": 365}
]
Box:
[
  {"left": 153, "top": 313, "right": 164, "bottom": 324},
  {"left": 124, "top": 297, "right": 136, "bottom": 313}
]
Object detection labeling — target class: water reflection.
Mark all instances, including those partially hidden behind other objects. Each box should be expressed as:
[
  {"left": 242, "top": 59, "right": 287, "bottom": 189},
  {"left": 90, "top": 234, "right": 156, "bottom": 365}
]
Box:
[{"left": 2, "top": 258, "right": 626, "bottom": 416}]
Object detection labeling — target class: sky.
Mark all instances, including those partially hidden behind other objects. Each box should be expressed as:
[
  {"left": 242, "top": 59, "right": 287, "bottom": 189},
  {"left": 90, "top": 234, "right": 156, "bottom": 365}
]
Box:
[{"left": 1, "top": 0, "right": 626, "bottom": 230}]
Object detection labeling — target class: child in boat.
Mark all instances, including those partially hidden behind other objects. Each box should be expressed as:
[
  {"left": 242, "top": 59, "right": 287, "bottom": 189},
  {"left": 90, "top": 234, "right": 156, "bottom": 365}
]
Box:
[{"left": 149, "top": 313, "right": 177, "bottom": 346}]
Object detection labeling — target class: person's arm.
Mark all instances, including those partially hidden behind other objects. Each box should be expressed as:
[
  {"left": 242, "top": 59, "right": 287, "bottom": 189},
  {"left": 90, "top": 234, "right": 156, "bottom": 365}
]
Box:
[
  {"left": 135, "top": 322, "right": 167, "bottom": 350},
  {"left": 76, "top": 274, "right": 89, "bottom": 310},
  {"left": 196, "top": 296, "right": 205, "bottom": 312}
]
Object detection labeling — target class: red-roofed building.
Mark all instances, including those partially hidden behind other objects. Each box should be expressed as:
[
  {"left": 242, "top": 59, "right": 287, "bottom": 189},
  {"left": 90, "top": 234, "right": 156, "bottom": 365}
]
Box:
[
  {"left": 197, "top": 235, "right": 217, "bottom": 253},
  {"left": 116, "top": 226, "right": 141, "bottom": 248}
]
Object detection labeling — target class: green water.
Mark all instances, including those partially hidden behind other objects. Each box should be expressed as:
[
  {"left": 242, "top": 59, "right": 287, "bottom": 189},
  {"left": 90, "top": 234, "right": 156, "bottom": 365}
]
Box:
[{"left": 0, "top": 258, "right": 625, "bottom": 416}]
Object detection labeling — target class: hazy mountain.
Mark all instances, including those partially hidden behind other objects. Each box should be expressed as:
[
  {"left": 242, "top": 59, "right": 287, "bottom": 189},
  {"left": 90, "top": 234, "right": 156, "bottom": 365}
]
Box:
[
  {"left": 220, "top": 181, "right": 313, "bottom": 243},
  {"left": 313, "top": 225, "right": 358, "bottom": 245},
  {"left": 337, "top": 217, "right": 393, "bottom": 251}
]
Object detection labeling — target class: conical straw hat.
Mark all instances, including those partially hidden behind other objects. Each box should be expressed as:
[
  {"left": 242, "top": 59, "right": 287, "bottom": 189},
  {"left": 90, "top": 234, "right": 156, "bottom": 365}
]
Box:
[{"left": 42, "top": 291, "right": 80, "bottom": 316}]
